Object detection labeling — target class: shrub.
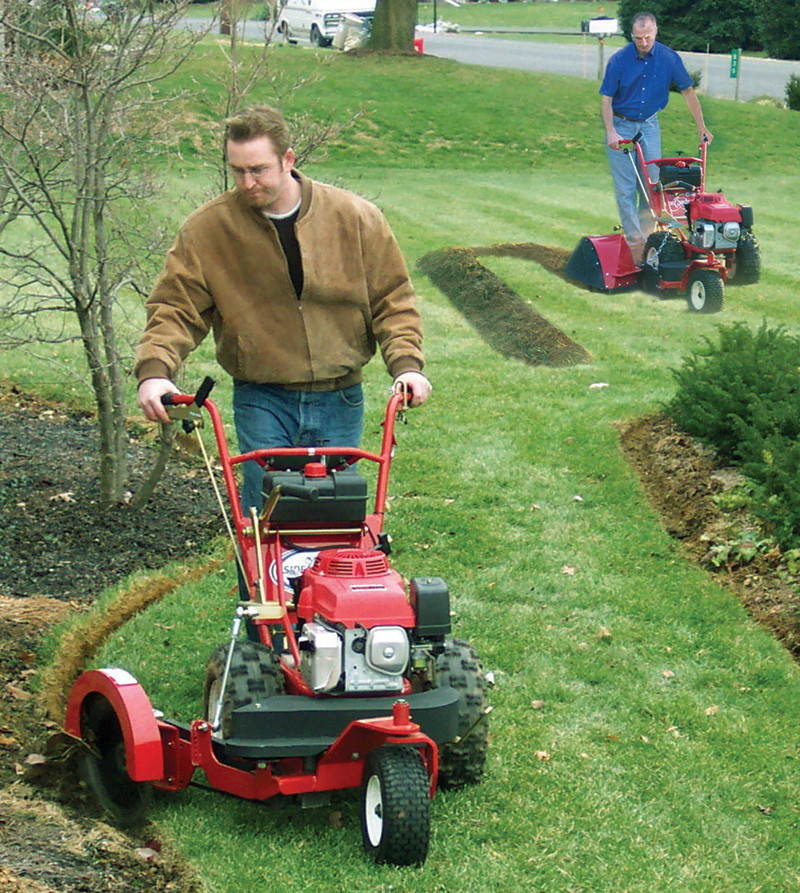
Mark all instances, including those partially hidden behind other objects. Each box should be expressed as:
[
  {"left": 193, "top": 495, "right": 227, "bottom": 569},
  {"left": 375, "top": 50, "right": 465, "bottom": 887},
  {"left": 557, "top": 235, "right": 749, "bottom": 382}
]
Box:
[
  {"left": 786, "top": 74, "right": 800, "bottom": 111},
  {"left": 667, "top": 321, "right": 800, "bottom": 548},
  {"left": 670, "top": 69, "right": 702, "bottom": 93}
]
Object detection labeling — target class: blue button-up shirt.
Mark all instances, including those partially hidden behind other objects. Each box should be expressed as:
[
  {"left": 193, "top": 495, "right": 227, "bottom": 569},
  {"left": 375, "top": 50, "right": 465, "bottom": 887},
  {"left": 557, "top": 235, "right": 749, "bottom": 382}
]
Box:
[{"left": 600, "top": 41, "right": 693, "bottom": 121}]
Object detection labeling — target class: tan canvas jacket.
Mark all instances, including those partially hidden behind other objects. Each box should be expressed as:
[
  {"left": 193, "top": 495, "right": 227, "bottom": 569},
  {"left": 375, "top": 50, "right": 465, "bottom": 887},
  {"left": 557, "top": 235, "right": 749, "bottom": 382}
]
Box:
[{"left": 134, "top": 172, "right": 424, "bottom": 390}]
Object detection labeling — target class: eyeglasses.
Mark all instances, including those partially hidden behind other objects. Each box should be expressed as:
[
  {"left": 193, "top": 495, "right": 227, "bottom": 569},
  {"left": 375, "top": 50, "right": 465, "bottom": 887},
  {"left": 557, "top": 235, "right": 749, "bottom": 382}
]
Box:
[
  {"left": 631, "top": 33, "right": 654, "bottom": 42},
  {"left": 229, "top": 163, "right": 276, "bottom": 180}
]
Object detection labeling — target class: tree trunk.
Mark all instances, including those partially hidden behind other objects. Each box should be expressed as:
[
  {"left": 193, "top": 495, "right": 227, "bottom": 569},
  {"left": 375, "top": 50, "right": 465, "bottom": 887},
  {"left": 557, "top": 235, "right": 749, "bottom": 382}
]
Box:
[
  {"left": 76, "top": 303, "right": 124, "bottom": 507},
  {"left": 369, "top": 0, "right": 417, "bottom": 51}
]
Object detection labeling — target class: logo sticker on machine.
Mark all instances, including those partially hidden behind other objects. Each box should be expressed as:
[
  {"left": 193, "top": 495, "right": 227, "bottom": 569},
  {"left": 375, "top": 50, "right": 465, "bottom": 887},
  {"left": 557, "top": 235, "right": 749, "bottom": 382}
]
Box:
[{"left": 269, "top": 549, "right": 319, "bottom": 593}]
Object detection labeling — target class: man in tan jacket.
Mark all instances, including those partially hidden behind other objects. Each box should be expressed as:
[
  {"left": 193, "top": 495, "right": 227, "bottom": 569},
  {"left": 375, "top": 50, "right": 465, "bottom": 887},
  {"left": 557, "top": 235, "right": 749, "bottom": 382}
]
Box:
[{"left": 136, "top": 106, "right": 430, "bottom": 513}]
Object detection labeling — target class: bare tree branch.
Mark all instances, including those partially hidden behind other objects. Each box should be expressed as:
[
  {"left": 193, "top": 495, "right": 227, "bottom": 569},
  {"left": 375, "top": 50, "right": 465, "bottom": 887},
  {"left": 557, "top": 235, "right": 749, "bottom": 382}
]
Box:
[{"left": 0, "top": 0, "right": 210, "bottom": 506}]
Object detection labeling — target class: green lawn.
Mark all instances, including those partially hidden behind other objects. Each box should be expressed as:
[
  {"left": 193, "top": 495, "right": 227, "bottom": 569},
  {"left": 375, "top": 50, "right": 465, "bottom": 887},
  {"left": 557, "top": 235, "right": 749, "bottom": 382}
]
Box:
[{"left": 30, "top": 35, "right": 800, "bottom": 893}]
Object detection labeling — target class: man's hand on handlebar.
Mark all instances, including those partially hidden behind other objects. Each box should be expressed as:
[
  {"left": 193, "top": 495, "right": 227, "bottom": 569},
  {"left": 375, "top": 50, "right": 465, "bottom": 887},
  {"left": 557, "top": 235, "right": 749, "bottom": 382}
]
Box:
[
  {"left": 607, "top": 129, "right": 623, "bottom": 151},
  {"left": 393, "top": 371, "right": 431, "bottom": 408},
  {"left": 138, "top": 377, "right": 181, "bottom": 425}
]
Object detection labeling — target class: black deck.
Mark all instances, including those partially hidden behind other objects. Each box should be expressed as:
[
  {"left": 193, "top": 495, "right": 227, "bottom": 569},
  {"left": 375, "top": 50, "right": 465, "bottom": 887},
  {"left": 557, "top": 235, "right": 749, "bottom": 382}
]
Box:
[{"left": 223, "top": 687, "right": 461, "bottom": 759}]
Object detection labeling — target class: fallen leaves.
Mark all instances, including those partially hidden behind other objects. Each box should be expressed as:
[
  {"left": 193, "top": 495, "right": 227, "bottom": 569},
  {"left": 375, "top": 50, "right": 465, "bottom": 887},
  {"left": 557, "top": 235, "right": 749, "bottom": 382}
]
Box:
[{"left": 49, "top": 491, "right": 75, "bottom": 503}]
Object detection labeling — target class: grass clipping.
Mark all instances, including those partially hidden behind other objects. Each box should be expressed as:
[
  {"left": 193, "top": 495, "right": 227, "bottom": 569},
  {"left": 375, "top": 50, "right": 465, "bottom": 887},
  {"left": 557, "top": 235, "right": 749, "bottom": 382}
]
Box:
[{"left": 417, "top": 244, "right": 591, "bottom": 367}]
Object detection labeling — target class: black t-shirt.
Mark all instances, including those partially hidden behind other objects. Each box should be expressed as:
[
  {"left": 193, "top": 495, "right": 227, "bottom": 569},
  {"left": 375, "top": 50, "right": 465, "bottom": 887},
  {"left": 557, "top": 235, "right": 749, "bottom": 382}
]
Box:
[{"left": 267, "top": 206, "right": 303, "bottom": 298}]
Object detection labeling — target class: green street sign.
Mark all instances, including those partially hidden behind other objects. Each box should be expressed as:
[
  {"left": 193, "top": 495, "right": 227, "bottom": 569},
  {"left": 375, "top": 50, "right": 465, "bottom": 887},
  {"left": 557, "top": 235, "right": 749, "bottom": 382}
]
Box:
[{"left": 730, "top": 48, "right": 740, "bottom": 78}]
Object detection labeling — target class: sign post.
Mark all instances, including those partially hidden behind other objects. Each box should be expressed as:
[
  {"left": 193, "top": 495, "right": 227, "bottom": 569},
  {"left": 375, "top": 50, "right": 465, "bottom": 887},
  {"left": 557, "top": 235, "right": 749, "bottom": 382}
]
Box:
[{"left": 730, "top": 48, "right": 741, "bottom": 100}]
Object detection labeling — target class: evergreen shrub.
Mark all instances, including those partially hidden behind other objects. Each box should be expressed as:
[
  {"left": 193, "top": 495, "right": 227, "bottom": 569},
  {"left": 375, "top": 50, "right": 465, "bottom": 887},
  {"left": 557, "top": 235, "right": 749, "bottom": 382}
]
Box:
[
  {"left": 670, "top": 70, "right": 702, "bottom": 93},
  {"left": 787, "top": 74, "right": 800, "bottom": 111},
  {"left": 667, "top": 322, "right": 800, "bottom": 548}
]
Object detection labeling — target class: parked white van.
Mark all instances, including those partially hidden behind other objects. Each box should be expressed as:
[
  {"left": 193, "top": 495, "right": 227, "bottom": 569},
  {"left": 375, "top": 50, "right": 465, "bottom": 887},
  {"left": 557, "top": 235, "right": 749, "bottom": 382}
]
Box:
[{"left": 276, "top": 0, "right": 376, "bottom": 47}]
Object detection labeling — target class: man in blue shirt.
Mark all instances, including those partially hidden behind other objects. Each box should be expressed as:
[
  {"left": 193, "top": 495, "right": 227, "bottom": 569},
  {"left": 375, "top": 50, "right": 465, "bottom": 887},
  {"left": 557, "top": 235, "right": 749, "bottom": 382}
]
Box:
[{"left": 600, "top": 12, "right": 713, "bottom": 265}]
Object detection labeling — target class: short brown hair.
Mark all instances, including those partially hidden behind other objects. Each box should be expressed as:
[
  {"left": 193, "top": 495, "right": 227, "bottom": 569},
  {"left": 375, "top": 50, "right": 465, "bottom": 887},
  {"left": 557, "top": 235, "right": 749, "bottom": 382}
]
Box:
[
  {"left": 632, "top": 12, "right": 657, "bottom": 30},
  {"left": 224, "top": 106, "right": 292, "bottom": 157}
]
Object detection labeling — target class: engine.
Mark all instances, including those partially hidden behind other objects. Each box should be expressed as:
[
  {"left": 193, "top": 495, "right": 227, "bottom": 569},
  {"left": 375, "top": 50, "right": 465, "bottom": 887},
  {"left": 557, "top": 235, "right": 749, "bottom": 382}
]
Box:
[
  {"left": 299, "top": 620, "right": 411, "bottom": 694},
  {"left": 688, "top": 195, "right": 753, "bottom": 253},
  {"left": 295, "top": 550, "right": 451, "bottom": 695}
]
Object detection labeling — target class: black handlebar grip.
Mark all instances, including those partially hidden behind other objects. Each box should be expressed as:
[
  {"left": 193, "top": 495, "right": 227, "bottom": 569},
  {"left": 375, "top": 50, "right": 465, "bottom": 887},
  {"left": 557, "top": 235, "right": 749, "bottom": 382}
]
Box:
[
  {"left": 279, "top": 484, "right": 320, "bottom": 502},
  {"left": 161, "top": 394, "right": 176, "bottom": 406},
  {"left": 194, "top": 376, "right": 215, "bottom": 408}
]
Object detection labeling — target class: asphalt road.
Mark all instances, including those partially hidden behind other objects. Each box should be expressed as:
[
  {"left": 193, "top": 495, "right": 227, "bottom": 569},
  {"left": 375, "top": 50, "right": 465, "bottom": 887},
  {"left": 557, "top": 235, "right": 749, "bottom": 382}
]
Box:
[{"left": 420, "top": 32, "right": 800, "bottom": 104}]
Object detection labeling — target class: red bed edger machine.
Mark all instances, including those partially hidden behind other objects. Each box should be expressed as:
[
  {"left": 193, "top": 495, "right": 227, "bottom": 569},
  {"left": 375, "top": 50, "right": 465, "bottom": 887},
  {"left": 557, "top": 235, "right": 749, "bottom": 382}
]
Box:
[
  {"left": 64, "top": 378, "right": 489, "bottom": 866},
  {"left": 565, "top": 134, "right": 760, "bottom": 313}
]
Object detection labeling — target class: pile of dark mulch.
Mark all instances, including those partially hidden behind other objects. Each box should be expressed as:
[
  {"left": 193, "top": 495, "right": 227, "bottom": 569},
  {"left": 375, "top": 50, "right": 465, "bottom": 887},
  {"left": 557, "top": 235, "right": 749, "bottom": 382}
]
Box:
[{"left": 0, "top": 385, "right": 222, "bottom": 604}]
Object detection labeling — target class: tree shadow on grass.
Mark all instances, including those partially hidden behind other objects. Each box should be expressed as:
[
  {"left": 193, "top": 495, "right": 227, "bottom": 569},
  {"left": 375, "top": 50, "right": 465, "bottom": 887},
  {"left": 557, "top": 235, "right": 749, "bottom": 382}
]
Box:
[{"left": 416, "top": 242, "right": 591, "bottom": 368}]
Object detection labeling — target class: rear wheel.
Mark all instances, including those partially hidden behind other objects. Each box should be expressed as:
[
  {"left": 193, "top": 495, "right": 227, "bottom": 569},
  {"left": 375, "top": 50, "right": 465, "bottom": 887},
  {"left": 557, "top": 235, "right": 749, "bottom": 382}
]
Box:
[
  {"left": 204, "top": 641, "right": 283, "bottom": 738},
  {"left": 435, "top": 639, "right": 489, "bottom": 790},
  {"left": 361, "top": 746, "right": 430, "bottom": 866},
  {"left": 79, "top": 695, "right": 151, "bottom": 827},
  {"left": 310, "top": 25, "right": 325, "bottom": 46},
  {"left": 642, "top": 231, "right": 684, "bottom": 296},
  {"left": 727, "top": 231, "right": 761, "bottom": 286},
  {"left": 686, "top": 268, "right": 724, "bottom": 314}
]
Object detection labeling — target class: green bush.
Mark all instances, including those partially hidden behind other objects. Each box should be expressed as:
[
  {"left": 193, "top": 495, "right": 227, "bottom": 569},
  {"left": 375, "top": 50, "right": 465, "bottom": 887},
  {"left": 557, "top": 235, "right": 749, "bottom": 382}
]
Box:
[
  {"left": 670, "top": 69, "right": 702, "bottom": 93},
  {"left": 667, "top": 321, "right": 800, "bottom": 548},
  {"left": 786, "top": 74, "right": 800, "bottom": 111}
]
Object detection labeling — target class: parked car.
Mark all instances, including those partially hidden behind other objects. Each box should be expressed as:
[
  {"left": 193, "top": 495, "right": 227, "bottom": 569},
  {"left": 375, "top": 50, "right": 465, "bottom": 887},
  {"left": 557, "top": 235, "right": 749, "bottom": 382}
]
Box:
[{"left": 276, "top": 0, "right": 376, "bottom": 47}]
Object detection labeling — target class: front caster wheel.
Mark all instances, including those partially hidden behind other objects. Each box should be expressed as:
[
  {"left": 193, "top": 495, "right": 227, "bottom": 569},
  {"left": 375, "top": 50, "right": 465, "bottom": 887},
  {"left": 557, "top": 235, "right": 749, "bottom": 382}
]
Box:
[
  {"left": 686, "top": 268, "right": 724, "bottom": 314},
  {"left": 79, "top": 695, "right": 151, "bottom": 827},
  {"left": 361, "top": 746, "right": 430, "bottom": 866}
]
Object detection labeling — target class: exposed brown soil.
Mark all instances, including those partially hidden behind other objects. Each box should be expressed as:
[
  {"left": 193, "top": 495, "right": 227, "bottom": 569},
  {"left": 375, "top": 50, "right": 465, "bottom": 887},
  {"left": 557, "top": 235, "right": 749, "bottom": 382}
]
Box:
[
  {"left": 620, "top": 413, "right": 800, "bottom": 657},
  {"left": 416, "top": 243, "right": 592, "bottom": 367}
]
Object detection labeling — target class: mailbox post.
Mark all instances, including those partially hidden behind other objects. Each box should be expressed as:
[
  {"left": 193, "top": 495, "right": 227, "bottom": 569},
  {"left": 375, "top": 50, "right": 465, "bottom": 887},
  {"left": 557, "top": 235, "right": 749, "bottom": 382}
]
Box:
[{"left": 582, "top": 16, "right": 619, "bottom": 80}]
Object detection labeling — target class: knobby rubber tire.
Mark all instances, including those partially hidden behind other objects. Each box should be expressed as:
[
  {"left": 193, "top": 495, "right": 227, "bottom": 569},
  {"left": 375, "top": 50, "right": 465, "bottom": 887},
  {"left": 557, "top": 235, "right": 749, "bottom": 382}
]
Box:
[
  {"left": 204, "top": 641, "right": 283, "bottom": 738},
  {"left": 686, "top": 268, "right": 724, "bottom": 314},
  {"left": 727, "top": 231, "right": 761, "bottom": 286},
  {"left": 79, "top": 694, "right": 152, "bottom": 827},
  {"left": 361, "top": 746, "right": 431, "bottom": 866},
  {"left": 435, "top": 638, "right": 489, "bottom": 790},
  {"left": 642, "top": 231, "right": 684, "bottom": 297}
]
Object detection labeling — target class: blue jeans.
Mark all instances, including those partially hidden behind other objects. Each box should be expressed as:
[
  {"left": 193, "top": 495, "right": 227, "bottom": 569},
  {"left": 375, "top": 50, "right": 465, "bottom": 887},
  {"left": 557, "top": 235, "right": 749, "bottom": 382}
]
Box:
[
  {"left": 606, "top": 114, "right": 662, "bottom": 260},
  {"left": 232, "top": 381, "right": 364, "bottom": 627},
  {"left": 232, "top": 380, "right": 365, "bottom": 515}
]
